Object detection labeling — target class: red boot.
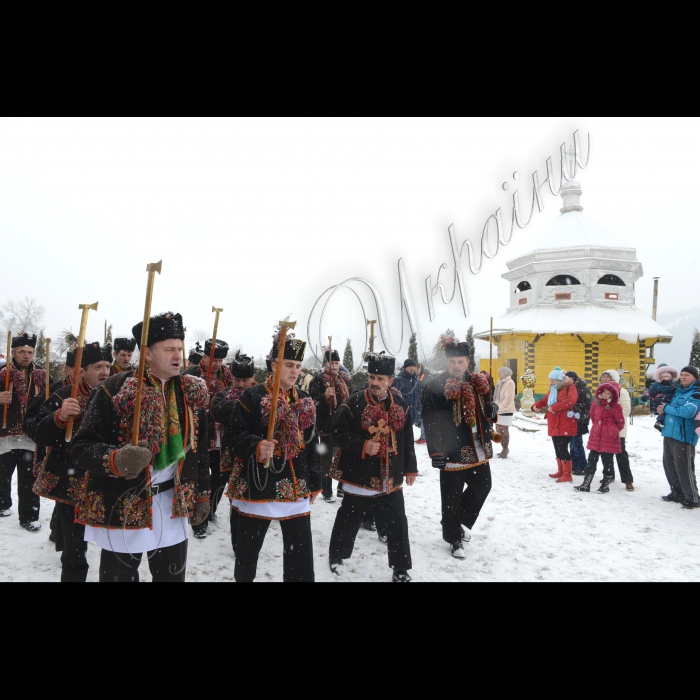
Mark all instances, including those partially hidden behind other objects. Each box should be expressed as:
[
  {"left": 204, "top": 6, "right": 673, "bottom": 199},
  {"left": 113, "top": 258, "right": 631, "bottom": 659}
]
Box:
[
  {"left": 549, "top": 460, "right": 564, "bottom": 480},
  {"left": 557, "top": 461, "right": 573, "bottom": 484}
]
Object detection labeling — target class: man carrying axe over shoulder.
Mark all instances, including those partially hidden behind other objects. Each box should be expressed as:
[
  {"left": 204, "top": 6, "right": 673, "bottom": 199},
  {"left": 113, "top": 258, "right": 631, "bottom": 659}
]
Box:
[
  {"left": 224, "top": 325, "right": 320, "bottom": 583},
  {"left": 72, "top": 312, "right": 211, "bottom": 583},
  {"left": 309, "top": 345, "right": 353, "bottom": 504},
  {"left": 184, "top": 336, "right": 233, "bottom": 539}
]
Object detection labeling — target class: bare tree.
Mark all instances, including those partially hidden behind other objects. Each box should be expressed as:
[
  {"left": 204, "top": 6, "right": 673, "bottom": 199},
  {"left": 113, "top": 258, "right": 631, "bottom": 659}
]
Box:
[
  {"left": 193, "top": 329, "right": 209, "bottom": 344},
  {"left": 2, "top": 297, "right": 46, "bottom": 334}
]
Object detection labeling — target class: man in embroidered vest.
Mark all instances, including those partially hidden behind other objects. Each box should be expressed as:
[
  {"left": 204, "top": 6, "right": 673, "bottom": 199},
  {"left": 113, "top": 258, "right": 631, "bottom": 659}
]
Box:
[
  {"left": 29, "top": 342, "right": 111, "bottom": 582},
  {"left": 0, "top": 333, "right": 47, "bottom": 532},
  {"left": 110, "top": 337, "right": 137, "bottom": 376},
  {"left": 328, "top": 353, "right": 418, "bottom": 583},
  {"left": 310, "top": 348, "right": 353, "bottom": 504},
  {"left": 211, "top": 351, "right": 257, "bottom": 555},
  {"left": 72, "top": 312, "right": 211, "bottom": 583},
  {"left": 184, "top": 338, "right": 232, "bottom": 539},
  {"left": 225, "top": 330, "right": 320, "bottom": 583},
  {"left": 422, "top": 335, "right": 498, "bottom": 560}
]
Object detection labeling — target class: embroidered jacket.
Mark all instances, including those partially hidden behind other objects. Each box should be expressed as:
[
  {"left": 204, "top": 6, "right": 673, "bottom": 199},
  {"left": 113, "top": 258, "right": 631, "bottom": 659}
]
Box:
[
  {"left": 224, "top": 383, "right": 321, "bottom": 505},
  {"left": 24, "top": 381, "right": 67, "bottom": 477},
  {"left": 0, "top": 362, "right": 46, "bottom": 440},
  {"left": 30, "top": 383, "right": 94, "bottom": 505},
  {"left": 309, "top": 371, "right": 353, "bottom": 437},
  {"left": 422, "top": 372, "right": 497, "bottom": 471},
  {"left": 110, "top": 363, "right": 133, "bottom": 376},
  {"left": 331, "top": 390, "right": 417, "bottom": 493},
  {"left": 211, "top": 386, "right": 251, "bottom": 473},
  {"left": 71, "top": 371, "right": 211, "bottom": 530},
  {"left": 184, "top": 362, "right": 233, "bottom": 451}
]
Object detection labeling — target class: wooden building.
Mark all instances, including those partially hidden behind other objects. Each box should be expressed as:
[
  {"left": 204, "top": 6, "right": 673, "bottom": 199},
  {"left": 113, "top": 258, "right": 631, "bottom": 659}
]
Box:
[{"left": 478, "top": 178, "right": 672, "bottom": 398}]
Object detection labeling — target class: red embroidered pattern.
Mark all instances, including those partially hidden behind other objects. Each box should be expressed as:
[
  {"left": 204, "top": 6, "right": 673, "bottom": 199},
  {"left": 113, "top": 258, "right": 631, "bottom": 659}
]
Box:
[
  {"left": 360, "top": 390, "right": 406, "bottom": 466},
  {"left": 444, "top": 373, "right": 490, "bottom": 428}
]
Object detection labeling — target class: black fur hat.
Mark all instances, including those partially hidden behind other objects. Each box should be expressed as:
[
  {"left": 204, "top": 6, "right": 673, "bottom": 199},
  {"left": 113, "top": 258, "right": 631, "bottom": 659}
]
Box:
[
  {"left": 205, "top": 339, "right": 230, "bottom": 360},
  {"left": 81, "top": 342, "right": 105, "bottom": 368},
  {"left": 188, "top": 343, "right": 204, "bottom": 365},
  {"left": 101, "top": 345, "right": 113, "bottom": 363},
  {"left": 114, "top": 338, "right": 137, "bottom": 353},
  {"left": 270, "top": 331, "right": 307, "bottom": 363},
  {"left": 445, "top": 342, "right": 471, "bottom": 359},
  {"left": 66, "top": 349, "right": 77, "bottom": 369},
  {"left": 231, "top": 351, "right": 255, "bottom": 379},
  {"left": 132, "top": 312, "right": 185, "bottom": 349},
  {"left": 365, "top": 352, "right": 396, "bottom": 377},
  {"left": 324, "top": 349, "right": 341, "bottom": 364},
  {"left": 12, "top": 333, "right": 37, "bottom": 350}
]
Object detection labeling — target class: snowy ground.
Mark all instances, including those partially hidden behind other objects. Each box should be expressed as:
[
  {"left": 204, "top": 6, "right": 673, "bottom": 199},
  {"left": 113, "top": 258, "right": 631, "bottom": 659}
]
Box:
[{"left": 1, "top": 415, "right": 699, "bottom": 583}]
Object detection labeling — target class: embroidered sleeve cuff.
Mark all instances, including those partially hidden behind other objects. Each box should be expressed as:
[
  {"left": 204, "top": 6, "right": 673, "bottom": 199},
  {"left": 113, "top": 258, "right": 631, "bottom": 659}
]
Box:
[
  {"left": 109, "top": 451, "right": 121, "bottom": 478},
  {"left": 54, "top": 412, "right": 68, "bottom": 428},
  {"left": 429, "top": 453, "right": 444, "bottom": 459}
]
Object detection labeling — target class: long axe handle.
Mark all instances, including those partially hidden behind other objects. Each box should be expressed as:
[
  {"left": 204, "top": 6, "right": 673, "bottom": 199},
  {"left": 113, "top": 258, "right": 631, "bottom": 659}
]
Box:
[
  {"left": 45, "top": 339, "right": 52, "bottom": 401},
  {"left": 133, "top": 261, "right": 162, "bottom": 447},
  {"left": 66, "top": 303, "right": 99, "bottom": 442},
  {"left": 207, "top": 307, "right": 224, "bottom": 389}
]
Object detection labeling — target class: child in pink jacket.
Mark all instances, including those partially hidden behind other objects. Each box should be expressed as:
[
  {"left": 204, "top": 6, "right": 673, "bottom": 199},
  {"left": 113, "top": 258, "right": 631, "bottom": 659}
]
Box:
[{"left": 575, "top": 383, "right": 625, "bottom": 495}]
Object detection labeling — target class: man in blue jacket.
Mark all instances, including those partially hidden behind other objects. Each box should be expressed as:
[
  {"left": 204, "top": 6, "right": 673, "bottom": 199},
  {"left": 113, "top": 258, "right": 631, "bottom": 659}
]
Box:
[{"left": 659, "top": 367, "right": 700, "bottom": 509}]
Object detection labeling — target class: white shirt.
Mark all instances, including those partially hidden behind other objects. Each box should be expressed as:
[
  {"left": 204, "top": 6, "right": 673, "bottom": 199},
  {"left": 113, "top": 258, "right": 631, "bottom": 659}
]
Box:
[
  {"left": 231, "top": 498, "right": 311, "bottom": 520},
  {"left": 0, "top": 435, "right": 37, "bottom": 456}
]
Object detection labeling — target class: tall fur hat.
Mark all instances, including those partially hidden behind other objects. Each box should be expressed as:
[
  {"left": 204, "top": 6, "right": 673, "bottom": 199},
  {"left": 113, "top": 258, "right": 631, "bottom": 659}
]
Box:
[
  {"left": 323, "top": 348, "right": 341, "bottom": 364},
  {"left": 365, "top": 352, "right": 396, "bottom": 377},
  {"left": 101, "top": 344, "right": 113, "bottom": 363},
  {"left": 205, "top": 339, "right": 230, "bottom": 360},
  {"left": 81, "top": 342, "right": 105, "bottom": 368},
  {"left": 439, "top": 333, "right": 470, "bottom": 359},
  {"left": 12, "top": 333, "right": 37, "bottom": 349},
  {"left": 231, "top": 351, "right": 255, "bottom": 379},
  {"left": 114, "top": 338, "right": 137, "bottom": 353},
  {"left": 270, "top": 328, "right": 307, "bottom": 363},
  {"left": 188, "top": 343, "right": 204, "bottom": 365},
  {"left": 132, "top": 312, "right": 185, "bottom": 349}
]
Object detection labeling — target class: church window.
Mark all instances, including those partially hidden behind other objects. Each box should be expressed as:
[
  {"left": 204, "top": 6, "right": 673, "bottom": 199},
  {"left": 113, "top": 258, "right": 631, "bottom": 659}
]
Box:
[
  {"left": 516, "top": 282, "right": 532, "bottom": 293},
  {"left": 598, "top": 275, "right": 626, "bottom": 286},
  {"left": 547, "top": 275, "right": 581, "bottom": 287}
]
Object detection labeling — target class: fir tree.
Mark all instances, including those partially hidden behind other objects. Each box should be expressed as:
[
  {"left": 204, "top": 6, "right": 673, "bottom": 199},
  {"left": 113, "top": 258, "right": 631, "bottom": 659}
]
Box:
[
  {"left": 408, "top": 333, "right": 418, "bottom": 363},
  {"left": 465, "top": 326, "right": 476, "bottom": 373},
  {"left": 35, "top": 330, "right": 46, "bottom": 365},
  {"left": 105, "top": 323, "right": 113, "bottom": 345},
  {"left": 691, "top": 328, "right": 700, "bottom": 368},
  {"left": 344, "top": 339, "right": 354, "bottom": 371}
]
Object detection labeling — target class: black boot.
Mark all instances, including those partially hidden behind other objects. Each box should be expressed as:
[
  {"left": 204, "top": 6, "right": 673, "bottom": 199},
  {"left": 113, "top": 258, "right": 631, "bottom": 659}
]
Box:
[
  {"left": 329, "top": 557, "right": 343, "bottom": 575},
  {"left": 392, "top": 570, "right": 412, "bottom": 583},
  {"left": 575, "top": 474, "right": 594, "bottom": 493},
  {"left": 663, "top": 493, "right": 683, "bottom": 503},
  {"left": 598, "top": 477, "right": 613, "bottom": 494}
]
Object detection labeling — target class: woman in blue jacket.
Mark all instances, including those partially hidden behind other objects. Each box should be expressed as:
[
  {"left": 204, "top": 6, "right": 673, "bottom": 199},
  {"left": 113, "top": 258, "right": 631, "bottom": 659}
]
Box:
[{"left": 659, "top": 367, "right": 700, "bottom": 509}]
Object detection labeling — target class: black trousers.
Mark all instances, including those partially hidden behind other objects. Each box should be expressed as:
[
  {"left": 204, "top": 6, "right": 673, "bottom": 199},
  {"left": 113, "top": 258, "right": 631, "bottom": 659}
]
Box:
[
  {"left": 663, "top": 437, "right": 699, "bottom": 505},
  {"left": 360, "top": 500, "right": 388, "bottom": 538},
  {"left": 50, "top": 506, "right": 64, "bottom": 552},
  {"left": 57, "top": 501, "right": 88, "bottom": 583},
  {"left": 99, "top": 540, "right": 189, "bottom": 583},
  {"left": 614, "top": 438, "right": 634, "bottom": 484},
  {"left": 584, "top": 451, "right": 616, "bottom": 478},
  {"left": 235, "top": 513, "right": 315, "bottom": 583},
  {"left": 317, "top": 436, "right": 335, "bottom": 498},
  {"left": 440, "top": 465, "right": 492, "bottom": 544},
  {"left": 329, "top": 490, "right": 412, "bottom": 571},
  {"left": 552, "top": 436, "right": 572, "bottom": 461},
  {"left": 0, "top": 450, "right": 40, "bottom": 524},
  {"left": 209, "top": 451, "right": 226, "bottom": 517},
  {"left": 230, "top": 507, "right": 239, "bottom": 555}
]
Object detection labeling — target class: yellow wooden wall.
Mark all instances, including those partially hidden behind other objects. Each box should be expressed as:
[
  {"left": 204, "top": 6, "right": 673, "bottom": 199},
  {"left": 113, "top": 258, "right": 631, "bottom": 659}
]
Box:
[{"left": 480, "top": 333, "right": 657, "bottom": 398}]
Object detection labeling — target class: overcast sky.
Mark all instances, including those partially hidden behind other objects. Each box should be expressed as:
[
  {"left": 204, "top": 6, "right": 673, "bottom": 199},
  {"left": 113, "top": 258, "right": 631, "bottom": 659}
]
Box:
[{"left": 0, "top": 117, "right": 697, "bottom": 366}]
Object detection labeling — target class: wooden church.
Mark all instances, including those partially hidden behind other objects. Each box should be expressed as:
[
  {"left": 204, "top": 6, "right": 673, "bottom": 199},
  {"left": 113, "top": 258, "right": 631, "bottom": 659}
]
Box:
[{"left": 478, "top": 177, "right": 673, "bottom": 398}]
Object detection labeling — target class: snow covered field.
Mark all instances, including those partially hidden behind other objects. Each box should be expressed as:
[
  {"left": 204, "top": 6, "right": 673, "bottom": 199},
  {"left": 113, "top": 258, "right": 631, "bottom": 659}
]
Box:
[{"left": 1, "top": 415, "right": 699, "bottom": 583}]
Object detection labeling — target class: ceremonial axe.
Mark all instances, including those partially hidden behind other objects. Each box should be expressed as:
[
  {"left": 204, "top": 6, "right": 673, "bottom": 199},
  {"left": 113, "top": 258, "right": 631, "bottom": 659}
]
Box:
[{"left": 207, "top": 307, "right": 224, "bottom": 388}]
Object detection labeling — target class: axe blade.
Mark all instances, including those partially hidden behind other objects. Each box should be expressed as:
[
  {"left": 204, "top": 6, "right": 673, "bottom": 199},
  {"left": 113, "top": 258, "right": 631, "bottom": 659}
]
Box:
[
  {"left": 147, "top": 261, "right": 163, "bottom": 275},
  {"left": 79, "top": 302, "right": 99, "bottom": 312},
  {"left": 279, "top": 321, "right": 297, "bottom": 330},
  {"left": 212, "top": 307, "right": 224, "bottom": 314}
]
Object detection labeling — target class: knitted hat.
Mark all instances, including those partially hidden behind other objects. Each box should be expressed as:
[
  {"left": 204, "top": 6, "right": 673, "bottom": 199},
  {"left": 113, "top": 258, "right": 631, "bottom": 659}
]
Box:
[
  {"left": 549, "top": 367, "right": 565, "bottom": 381},
  {"left": 404, "top": 359, "right": 418, "bottom": 369},
  {"left": 654, "top": 365, "right": 680, "bottom": 382},
  {"left": 681, "top": 366, "right": 700, "bottom": 381},
  {"left": 565, "top": 371, "right": 580, "bottom": 381}
]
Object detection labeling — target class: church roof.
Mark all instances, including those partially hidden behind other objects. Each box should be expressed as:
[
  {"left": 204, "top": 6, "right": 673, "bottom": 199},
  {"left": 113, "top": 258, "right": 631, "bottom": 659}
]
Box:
[{"left": 476, "top": 304, "right": 673, "bottom": 344}]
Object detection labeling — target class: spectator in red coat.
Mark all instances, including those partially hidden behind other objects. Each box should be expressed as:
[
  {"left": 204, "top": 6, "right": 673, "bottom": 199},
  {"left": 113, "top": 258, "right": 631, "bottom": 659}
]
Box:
[
  {"left": 532, "top": 367, "right": 579, "bottom": 484},
  {"left": 575, "top": 383, "right": 625, "bottom": 494}
]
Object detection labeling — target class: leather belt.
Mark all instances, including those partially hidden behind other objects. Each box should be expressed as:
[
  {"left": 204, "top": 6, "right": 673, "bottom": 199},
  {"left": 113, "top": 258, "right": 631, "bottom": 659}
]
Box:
[{"left": 150, "top": 479, "right": 176, "bottom": 496}]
